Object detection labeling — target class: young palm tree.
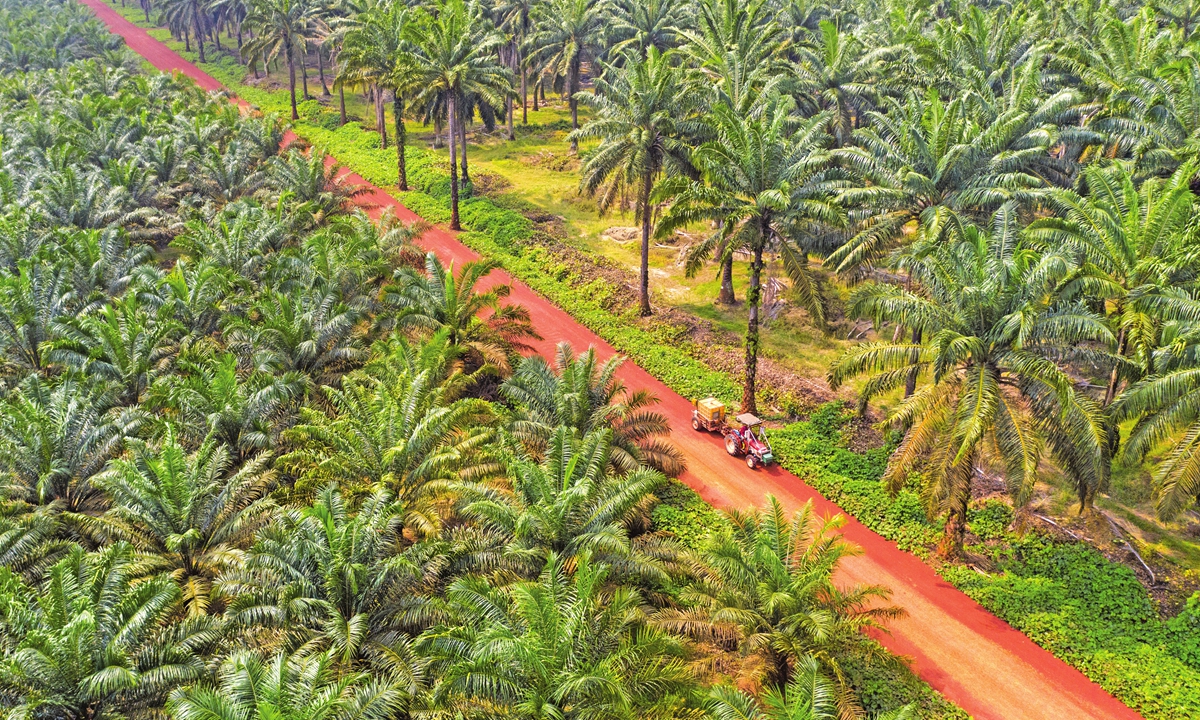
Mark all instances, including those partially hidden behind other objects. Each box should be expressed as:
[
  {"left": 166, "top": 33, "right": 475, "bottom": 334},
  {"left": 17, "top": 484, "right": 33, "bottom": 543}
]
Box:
[
  {"left": 386, "top": 252, "right": 539, "bottom": 372},
  {"left": 525, "top": 0, "right": 606, "bottom": 147},
  {"left": 708, "top": 656, "right": 915, "bottom": 720},
  {"left": 167, "top": 648, "right": 408, "bottom": 720},
  {"left": 457, "top": 426, "right": 674, "bottom": 583},
  {"left": 501, "top": 341, "right": 684, "bottom": 475},
  {"left": 277, "top": 352, "right": 499, "bottom": 512},
  {"left": 656, "top": 99, "right": 837, "bottom": 413},
  {"left": 0, "top": 260, "right": 69, "bottom": 378},
  {"left": 658, "top": 497, "right": 898, "bottom": 698},
  {"left": 242, "top": 0, "right": 329, "bottom": 119},
  {"left": 221, "top": 483, "right": 432, "bottom": 677},
  {"left": 829, "top": 207, "right": 1113, "bottom": 552},
  {"left": 0, "top": 545, "right": 216, "bottom": 720},
  {"left": 572, "top": 47, "right": 695, "bottom": 317},
  {"left": 421, "top": 553, "right": 691, "bottom": 719},
  {"left": 90, "top": 430, "right": 278, "bottom": 616},
  {"left": 407, "top": 0, "right": 510, "bottom": 230}
]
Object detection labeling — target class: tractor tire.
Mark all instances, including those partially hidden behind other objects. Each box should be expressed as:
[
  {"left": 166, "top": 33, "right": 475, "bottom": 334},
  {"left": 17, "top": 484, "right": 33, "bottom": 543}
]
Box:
[
  {"left": 747, "top": 456, "right": 757, "bottom": 469},
  {"left": 692, "top": 416, "right": 701, "bottom": 431},
  {"left": 725, "top": 436, "right": 740, "bottom": 456}
]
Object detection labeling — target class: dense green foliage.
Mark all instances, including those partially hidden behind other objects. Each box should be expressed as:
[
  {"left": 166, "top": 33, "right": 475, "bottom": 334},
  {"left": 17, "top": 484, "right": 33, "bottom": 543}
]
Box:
[{"left": 0, "top": 2, "right": 954, "bottom": 719}]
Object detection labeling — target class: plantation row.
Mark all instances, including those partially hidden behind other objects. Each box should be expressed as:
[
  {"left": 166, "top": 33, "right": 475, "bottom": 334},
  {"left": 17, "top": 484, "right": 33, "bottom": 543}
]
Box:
[{"left": 0, "top": 1, "right": 961, "bottom": 719}]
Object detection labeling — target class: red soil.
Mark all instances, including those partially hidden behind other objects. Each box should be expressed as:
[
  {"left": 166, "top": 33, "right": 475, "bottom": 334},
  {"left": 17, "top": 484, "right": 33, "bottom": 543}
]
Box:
[{"left": 78, "top": 2, "right": 1147, "bottom": 717}]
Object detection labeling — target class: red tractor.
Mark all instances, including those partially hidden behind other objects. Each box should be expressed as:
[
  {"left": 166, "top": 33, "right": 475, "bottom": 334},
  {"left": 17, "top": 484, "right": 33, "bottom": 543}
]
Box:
[{"left": 691, "top": 398, "right": 775, "bottom": 469}]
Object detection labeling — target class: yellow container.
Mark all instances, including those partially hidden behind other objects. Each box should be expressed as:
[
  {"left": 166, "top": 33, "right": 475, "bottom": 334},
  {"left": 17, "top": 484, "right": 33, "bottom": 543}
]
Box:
[{"left": 696, "top": 397, "right": 726, "bottom": 423}]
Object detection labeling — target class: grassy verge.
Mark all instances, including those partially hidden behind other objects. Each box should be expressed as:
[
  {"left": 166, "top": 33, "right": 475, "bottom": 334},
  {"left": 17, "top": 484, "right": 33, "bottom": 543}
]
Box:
[{"left": 95, "top": 7, "right": 1200, "bottom": 717}]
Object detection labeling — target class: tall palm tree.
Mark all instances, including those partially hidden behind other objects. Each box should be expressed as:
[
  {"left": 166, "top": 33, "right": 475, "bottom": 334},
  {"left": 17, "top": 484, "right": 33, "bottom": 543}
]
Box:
[
  {"left": 572, "top": 47, "right": 695, "bottom": 317},
  {"left": 829, "top": 206, "right": 1113, "bottom": 553},
  {"left": 406, "top": 0, "right": 509, "bottom": 230},
  {"left": 161, "top": 0, "right": 210, "bottom": 62},
  {"left": 495, "top": 0, "right": 538, "bottom": 123},
  {"left": 167, "top": 649, "right": 408, "bottom": 720},
  {"left": 0, "top": 544, "right": 216, "bottom": 720},
  {"left": 526, "top": 0, "right": 606, "bottom": 148},
  {"left": 1026, "top": 160, "right": 1200, "bottom": 406},
  {"left": 338, "top": 0, "right": 420, "bottom": 190},
  {"left": 421, "top": 552, "right": 691, "bottom": 719},
  {"left": 90, "top": 430, "right": 278, "bottom": 616},
  {"left": 657, "top": 497, "right": 898, "bottom": 699},
  {"left": 501, "top": 341, "right": 684, "bottom": 475},
  {"left": 656, "top": 99, "right": 837, "bottom": 413},
  {"left": 243, "top": 0, "right": 329, "bottom": 119}
]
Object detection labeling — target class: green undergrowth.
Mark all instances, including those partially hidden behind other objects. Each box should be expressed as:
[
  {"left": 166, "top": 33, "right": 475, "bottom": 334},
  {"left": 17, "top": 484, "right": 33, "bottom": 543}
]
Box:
[{"left": 774, "top": 404, "right": 1200, "bottom": 720}]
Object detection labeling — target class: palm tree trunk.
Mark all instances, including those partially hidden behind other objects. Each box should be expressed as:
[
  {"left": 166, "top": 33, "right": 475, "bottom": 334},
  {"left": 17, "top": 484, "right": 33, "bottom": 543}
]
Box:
[
  {"left": 521, "top": 63, "right": 528, "bottom": 124},
  {"left": 458, "top": 101, "right": 469, "bottom": 183},
  {"left": 192, "top": 6, "right": 206, "bottom": 62},
  {"left": 374, "top": 86, "right": 388, "bottom": 149},
  {"left": 533, "top": 75, "right": 540, "bottom": 111},
  {"left": 184, "top": 30, "right": 191, "bottom": 52},
  {"left": 300, "top": 53, "right": 310, "bottom": 99},
  {"left": 338, "top": 85, "right": 347, "bottom": 125},
  {"left": 638, "top": 171, "right": 653, "bottom": 317},
  {"left": 568, "top": 57, "right": 580, "bottom": 151},
  {"left": 905, "top": 327, "right": 921, "bottom": 397},
  {"left": 286, "top": 45, "right": 298, "bottom": 120},
  {"left": 507, "top": 93, "right": 515, "bottom": 140},
  {"left": 448, "top": 94, "right": 461, "bottom": 230},
  {"left": 744, "top": 242, "right": 764, "bottom": 413},
  {"left": 212, "top": 18, "right": 222, "bottom": 51},
  {"left": 142, "top": 0, "right": 151, "bottom": 23},
  {"left": 317, "top": 45, "right": 330, "bottom": 96},
  {"left": 1104, "top": 325, "right": 1128, "bottom": 406},
  {"left": 393, "top": 94, "right": 407, "bottom": 191},
  {"left": 718, "top": 251, "right": 735, "bottom": 304}
]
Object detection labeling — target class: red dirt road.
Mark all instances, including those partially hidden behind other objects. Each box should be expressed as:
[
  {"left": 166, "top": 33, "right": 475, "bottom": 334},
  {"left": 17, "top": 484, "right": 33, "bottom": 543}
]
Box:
[{"left": 79, "top": 3, "right": 1148, "bottom": 718}]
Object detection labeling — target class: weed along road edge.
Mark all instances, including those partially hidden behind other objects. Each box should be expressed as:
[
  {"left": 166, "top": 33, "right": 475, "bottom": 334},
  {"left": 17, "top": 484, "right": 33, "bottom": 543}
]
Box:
[{"left": 77, "top": 2, "right": 1147, "bottom": 718}]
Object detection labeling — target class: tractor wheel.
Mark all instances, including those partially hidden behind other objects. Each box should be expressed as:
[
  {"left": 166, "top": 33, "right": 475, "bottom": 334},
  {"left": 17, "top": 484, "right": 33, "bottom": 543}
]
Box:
[
  {"left": 725, "top": 436, "right": 740, "bottom": 456},
  {"left": 692, "top": 416, "right": 701, "bottom": 431},
  {"left": 747, "top": 455, "right": 757, "bottom": 469}
]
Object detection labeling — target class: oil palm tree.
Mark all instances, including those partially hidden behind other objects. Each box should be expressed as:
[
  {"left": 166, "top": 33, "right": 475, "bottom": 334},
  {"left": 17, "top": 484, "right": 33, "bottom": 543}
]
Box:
[
  {"left": 501, "top": 341, "right": 684, "bottom": 475},
  {"left": 0, "top": 544, "right": 217, "bottom": 720},
  {"left": 1026, "top": 160, "right": 1200, "bottom": 406},
  {"left": 0, "top": 377, "right": 128, "bottom": 515},
  {"left": 90, "top": 430, "right": 277, "bottom": 616},
  {"left": 657, "top": 497, "right": 898, "bottom": 698},
  {"left": 0, "top": 260, "right": 69, "bottom": 378},
  {"left": 242, "top": 0, "right": 329, "bottom": 119},
  {"left": 829, "top": 206, "right": 1113, "bottom": 553},
  {"left": 525, "top": 0, "right": 606, "bottom": 147},
  {"left": 221, "top": 483, "right": 432, "bottom": 679},
  {"left": 386, "top": 252, "right": 539, "bottom": 372},
  {"left": 457, "top": 426, "right": 674, "bottom": 584},
  {"left": 655, "top": 99, "right": 838, "bottom": 413},
  {"left": 277, "top": 352, "right": 499, "bottom": 514},
  {"left": 572, "top": 47, "right": 695, "bottom": 317},
  {"left": 407, "top": 0, "right": 510, "bottom": 229},
  {"left": 421, "top": 552, "right": 691, "bottom": 719},
  {"left": 707, "top": 657, "right": 915, "bottom": 720},
  {"left": 167, "top": 648, "right": 408, "bottom": 720},
  {"left": 337, "top": 0, "right": 420, "bottom": 190}
]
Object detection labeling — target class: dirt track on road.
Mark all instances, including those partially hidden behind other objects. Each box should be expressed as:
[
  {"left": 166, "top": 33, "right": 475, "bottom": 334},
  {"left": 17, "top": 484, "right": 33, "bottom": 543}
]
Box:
[{"left": 77, "top": 3, "right": 1147, "bottom": 717}]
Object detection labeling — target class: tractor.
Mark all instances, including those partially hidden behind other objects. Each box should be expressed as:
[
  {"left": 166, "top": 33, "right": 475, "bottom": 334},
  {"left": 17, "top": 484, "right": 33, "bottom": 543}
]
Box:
[{"left": 690, "top": 398, "right": 775, "bottom": 469}]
